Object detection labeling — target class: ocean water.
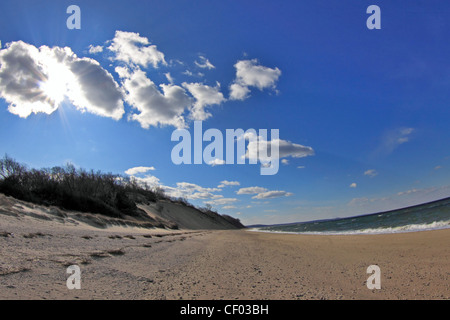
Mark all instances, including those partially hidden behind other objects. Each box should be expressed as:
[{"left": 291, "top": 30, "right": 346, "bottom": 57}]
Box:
[{"left": 253, "top": 197, "right": 450, "bottom": 235}]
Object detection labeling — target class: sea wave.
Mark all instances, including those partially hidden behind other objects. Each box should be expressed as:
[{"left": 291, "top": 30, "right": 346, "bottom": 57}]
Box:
[{"left": 249, "top": 219, "right": 450, "bottom": 235}]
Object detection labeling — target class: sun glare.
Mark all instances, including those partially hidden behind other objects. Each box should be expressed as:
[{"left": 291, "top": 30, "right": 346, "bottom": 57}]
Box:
[
  {"left": 40, "top": 76, "right": 66, "bottom": 104},
  {"left": 39, "top": 61, "right": 70, "bottom": 106}
]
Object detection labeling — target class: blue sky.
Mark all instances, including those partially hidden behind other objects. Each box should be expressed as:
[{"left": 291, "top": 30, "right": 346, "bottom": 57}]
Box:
[{"left": 1, "top": 0, "right": 449, "bottom": 225}]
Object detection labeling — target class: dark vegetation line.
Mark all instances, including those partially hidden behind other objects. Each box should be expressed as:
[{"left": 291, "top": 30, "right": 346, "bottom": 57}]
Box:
[{"left": 0, "top": 154, "right": 243, "bottom": 228}]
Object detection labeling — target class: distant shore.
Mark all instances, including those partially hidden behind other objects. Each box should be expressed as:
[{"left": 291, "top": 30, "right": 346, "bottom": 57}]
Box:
[{"left": 1, "top": 203, "right": 449, "bottom": 299}]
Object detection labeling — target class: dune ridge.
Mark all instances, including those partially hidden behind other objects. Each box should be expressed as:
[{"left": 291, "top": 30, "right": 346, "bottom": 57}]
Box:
[{"left": 0, "top": 192, "right": 243, "bottom": 231}]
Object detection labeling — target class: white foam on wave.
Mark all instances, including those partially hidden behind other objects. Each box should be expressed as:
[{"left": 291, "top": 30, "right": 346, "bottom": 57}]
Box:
[{"left": 249, "top": 219, "right": 450, "bottom": 236}]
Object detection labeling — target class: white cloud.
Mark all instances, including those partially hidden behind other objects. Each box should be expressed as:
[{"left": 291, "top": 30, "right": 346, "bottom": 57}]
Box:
[
  {"left": 175, "top": 182, "right": 221, "bottom": 193},
  {"left": 244, "top": 133, "right": 314, "bottom": 163},
  {"left": 159, "top": 185, "right": 183, "bottom": 198},
  {"left": 0, "top": 41, "right": 124, "bottom": 120},
  {"left": 205, "top": 197, "right": 238, "bottom": 206},
  {"left": 207, "top": 158, "right": 225, "bottom": 166},
  {"left": 117, "top": 67, "right": 192, "bottom": 129},
  {"left": 234, "top": 59, "right": 281, "bottom": 90},
  {"left": 297, "top": 166, "right": 305, "bottom": 169},
  {"left": 374, "top": 127, "right": 415, "bottom": 156},
  {"left": 349, "top": 183, "right": 357, "bottom": 188},
  {"left": 88, "top": 45, "right": 103, "bottom": 54},
  {"left": 236, "top": 186, "right": 292, "bottom": 199},
  {"left": 68, "top": 58, "right": 125, "bottom": 120},
  {"left": 236, "top": 186, "right": 268, "bottom": 195},
  {"left": 165, "top": 72, "right": 174, "bottom": 84},
  {"left": 195, "top": 55, "right": 215, "bottom": 69},
  {"left": 108, "top": 31, "right": 167, "bottom": 68},
  {"left": 222, "top": 205, "right": 237, "bottom": 210},
  {"left": 364, "top": 169, "right": 378, "bottom": 178},
  {"left": 162, "top": 181, "right": 224, "bottom": 201},
  {"left": 278, "top": 139, "right": 315, "bottom": 159},
  {"left": 133, "top": 174, "right": 161, "bottom": 188},
  {"left": 218, "top": 180, "right": 240, "bottom": 188},
  {"left": 190, "top": 192, "right": 217, "bottom": 200},
  {"left": 170, "top": 59, "right": 184, "bottom": 66},
  {"left": 229, "top": 59, "right": 281, "bottom": 100},
  {"left": 229, "top": 83, "right": 250, "bottom": 101},
  {"left": 396, "top": 128, "right": 414, "bottom": 144},
  {"left": 252, "top": 190, "right": 293, "bottom": 199},
  {"left": 1, "top": 34, "right": 287, "bottom": 133},
  {"left": 281, "top": 159, "right": 289, "bottom": 165},
  {"left": 123, "top": 165, "right": 160, "bottom": 188},
  {"left": 182, "top": 82, "right": 226, "bottom": 121},
  {"left": 117, "top": 66, "right": 226, "bottom": 128},
  {"left": 124, "top": 166, "right": 155, "bottom": 175}
]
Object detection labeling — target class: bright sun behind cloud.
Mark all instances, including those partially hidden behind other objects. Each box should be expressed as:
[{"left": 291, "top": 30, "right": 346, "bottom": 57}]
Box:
[{"left": 39, "top": 61, "right": 70, "bottom": 106}]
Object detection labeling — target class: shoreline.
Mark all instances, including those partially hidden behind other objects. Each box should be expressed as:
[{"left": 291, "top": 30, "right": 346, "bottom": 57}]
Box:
[{"left": 247, "top": 224, "right": 450, "bottom": 236}]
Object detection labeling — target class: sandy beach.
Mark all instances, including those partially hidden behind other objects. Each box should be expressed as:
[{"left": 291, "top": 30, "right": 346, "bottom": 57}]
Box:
[{"left": 1, "top": 199, "right": 448, "bottom": 300}]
